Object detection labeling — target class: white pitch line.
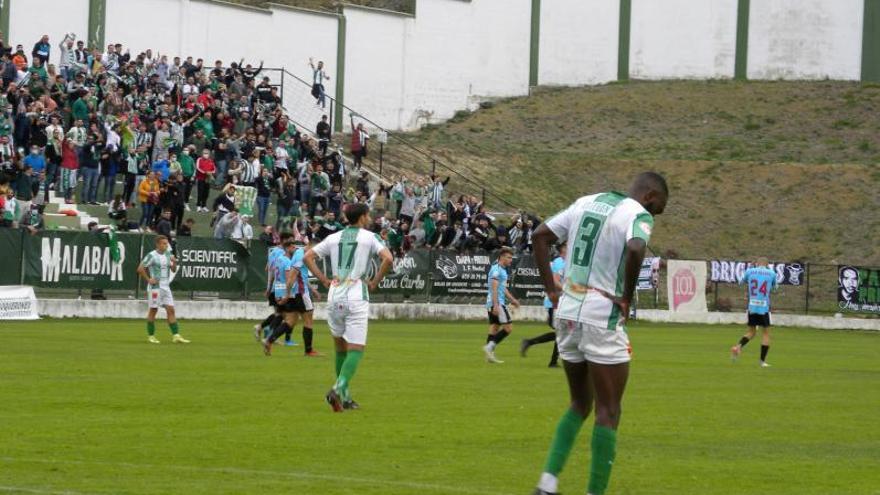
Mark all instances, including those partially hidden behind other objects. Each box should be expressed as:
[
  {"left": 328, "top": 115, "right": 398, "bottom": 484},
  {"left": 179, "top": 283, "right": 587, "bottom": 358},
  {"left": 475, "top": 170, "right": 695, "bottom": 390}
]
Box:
[
  {"left": 0, "top": 457, "right": 517, "bottom": 495},
  {"left": 0, "top": 486, "right": 95, "bottom": 495}
]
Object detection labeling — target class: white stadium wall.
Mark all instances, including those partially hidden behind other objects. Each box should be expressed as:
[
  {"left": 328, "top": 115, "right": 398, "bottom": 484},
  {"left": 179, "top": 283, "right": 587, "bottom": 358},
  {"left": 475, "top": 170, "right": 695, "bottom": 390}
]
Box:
[
  {"left": 538, "top": 0, "right": 619, "bottom": 86},
  {"left": 269, "top": 6, "right": 339, "bottom": 99},
  {"left": 343, "top": 6, "right": 409, "bottom": 130},
  {"left": 630, "top": 0, "right": 738, "bottom": 79},
  {"left": 747, "top": 0, "right": 864, "bottom": 80},
  {"left": 9, "top": 0, "right": 89, "bottom": 59},
  {"left": 3, "top": 0, "right": 873, "bottom": 131}
]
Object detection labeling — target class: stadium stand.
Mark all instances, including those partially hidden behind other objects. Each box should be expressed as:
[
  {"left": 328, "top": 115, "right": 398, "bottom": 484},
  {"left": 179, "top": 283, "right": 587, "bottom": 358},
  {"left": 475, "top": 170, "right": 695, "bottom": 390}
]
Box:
[{"left": 0, "top": 31, "right": 529, "bottom": 255}]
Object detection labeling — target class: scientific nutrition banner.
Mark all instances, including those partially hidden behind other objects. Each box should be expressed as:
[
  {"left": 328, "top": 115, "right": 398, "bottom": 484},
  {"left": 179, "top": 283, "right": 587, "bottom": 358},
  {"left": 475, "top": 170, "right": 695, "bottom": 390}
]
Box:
[
  {"left": 22, "top": 231, "right": 141, "bottom": 290},
  {"left": 709, "top": 259, "right": 806, "bottom": 286},
  {"left": 170, "top": 237, "right": 249, "bottom": 292},
  {"left": 837, "top": 265, "right": 880, "bottom": 313}
]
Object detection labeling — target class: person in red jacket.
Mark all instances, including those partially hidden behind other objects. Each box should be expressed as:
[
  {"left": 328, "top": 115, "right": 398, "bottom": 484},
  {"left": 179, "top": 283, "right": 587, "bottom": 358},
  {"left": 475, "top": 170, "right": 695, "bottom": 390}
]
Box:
[
  {"left": 194, "top": 148, "right": 216, "bottom": 212},
  {"left": 60, "top": 138, "right": 79, "bottom": 203},
  {"left": 350, "top": 114, "right": 369, "bottom": 171}
]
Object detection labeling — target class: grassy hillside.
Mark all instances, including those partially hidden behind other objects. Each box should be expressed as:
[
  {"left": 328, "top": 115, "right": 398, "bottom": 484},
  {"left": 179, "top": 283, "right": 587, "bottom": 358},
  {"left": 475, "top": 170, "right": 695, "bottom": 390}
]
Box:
[{"left": 375, "top": 81, "right": 880, "bottom": 265}]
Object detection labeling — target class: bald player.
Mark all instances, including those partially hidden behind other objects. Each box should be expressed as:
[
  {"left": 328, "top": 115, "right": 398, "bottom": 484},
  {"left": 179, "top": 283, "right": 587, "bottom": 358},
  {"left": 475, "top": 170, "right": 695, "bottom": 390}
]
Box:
[
  {"left": 730, "top": 257, "right": 777, "bottom": 367},
  {"left": 530, "top": 172, "right": 669, "bottom": 495}
]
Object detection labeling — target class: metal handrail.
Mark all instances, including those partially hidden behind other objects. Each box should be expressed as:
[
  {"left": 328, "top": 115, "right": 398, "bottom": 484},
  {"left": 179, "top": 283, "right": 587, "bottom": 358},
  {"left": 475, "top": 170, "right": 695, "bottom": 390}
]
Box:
[{"left": 280, "top": 68, "right": 522, "bottom": 213}]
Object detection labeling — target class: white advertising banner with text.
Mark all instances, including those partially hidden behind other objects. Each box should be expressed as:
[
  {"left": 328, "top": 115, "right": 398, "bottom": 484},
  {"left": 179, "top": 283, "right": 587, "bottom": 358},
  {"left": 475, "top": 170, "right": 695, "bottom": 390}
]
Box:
[
  {"left": 667, "top": 260, "right": 708, "bottom": 313},
  {"left": 0, "top": 285, "right": 40, "bottom": 320}
]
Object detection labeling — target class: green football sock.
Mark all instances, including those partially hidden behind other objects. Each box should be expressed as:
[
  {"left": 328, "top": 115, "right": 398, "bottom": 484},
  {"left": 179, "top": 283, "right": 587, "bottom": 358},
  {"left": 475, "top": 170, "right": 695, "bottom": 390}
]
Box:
[
  {"left": 146, "top": 321, "right": 156, "bottom": 336},
  {"left": 169, "top": 322, "right": 179, "bottom": 335},
  {"left": 587, "top": 425, "right": 617, "bottom": 495},
  {"left": 335, "top": 350, "right": 348, "bottom": 377},
  {"left": 543, "top": 408, "right": 586, "bottom": 476},
  {"left": 334, "top": 349, "right": 363, "bottom": 398}
]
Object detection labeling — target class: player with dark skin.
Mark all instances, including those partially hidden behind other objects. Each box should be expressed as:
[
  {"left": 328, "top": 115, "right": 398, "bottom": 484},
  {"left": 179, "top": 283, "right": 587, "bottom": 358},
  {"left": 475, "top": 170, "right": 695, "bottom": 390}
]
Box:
[{"left": 531, "top": 173, "right": 667, "bottom": 495}]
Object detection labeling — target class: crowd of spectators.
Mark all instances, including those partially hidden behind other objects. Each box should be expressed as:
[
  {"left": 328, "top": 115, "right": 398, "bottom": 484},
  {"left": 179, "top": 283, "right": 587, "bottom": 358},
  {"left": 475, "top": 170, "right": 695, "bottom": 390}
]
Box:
[{"left": 0, "top": 30, "right": 536, "bottom": 255}]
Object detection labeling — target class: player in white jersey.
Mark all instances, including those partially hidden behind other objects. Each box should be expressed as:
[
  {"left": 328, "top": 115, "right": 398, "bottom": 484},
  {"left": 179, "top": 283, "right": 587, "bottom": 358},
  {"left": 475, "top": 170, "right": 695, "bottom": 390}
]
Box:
[
  {"left": 529, "top": 172, "right": 668, "bottom": 495},
  {"left": 137, "top": 235, "right": 190, "bottom": 344},
  {"left": 304, "top": 204, "right": 393, "bottom": 412}
]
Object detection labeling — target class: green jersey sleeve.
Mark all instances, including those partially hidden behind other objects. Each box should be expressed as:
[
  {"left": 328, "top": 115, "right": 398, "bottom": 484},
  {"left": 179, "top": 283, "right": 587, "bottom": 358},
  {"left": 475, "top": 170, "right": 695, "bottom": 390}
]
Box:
[{"left": 629, "top": 213, "right": 654, "bottom": 243}]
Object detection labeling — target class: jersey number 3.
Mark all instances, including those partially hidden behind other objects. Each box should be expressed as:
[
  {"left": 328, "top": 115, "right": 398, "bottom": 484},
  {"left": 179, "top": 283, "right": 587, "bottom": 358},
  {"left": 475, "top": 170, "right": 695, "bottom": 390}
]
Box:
[{"left": 572, "top": 216, "right": 602, "bottom": 268}]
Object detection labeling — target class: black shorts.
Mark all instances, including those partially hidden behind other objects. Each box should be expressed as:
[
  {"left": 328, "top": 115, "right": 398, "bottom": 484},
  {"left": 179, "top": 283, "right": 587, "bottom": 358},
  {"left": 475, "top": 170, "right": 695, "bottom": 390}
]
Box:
[
  {"left": 279, "top": 294, "right": 307, "bottom": 314},
  {"left": 488, "top": 305, "right": 511, "bottom": 325},
  {"left": 546, "top": 308, "right": 554, "bottom": 328},
  {"left": 268, "top": 292, "right": 277, "bottom": 308},
  {"left": 747, "top": 312, "right": 771, "bottom": 327}
]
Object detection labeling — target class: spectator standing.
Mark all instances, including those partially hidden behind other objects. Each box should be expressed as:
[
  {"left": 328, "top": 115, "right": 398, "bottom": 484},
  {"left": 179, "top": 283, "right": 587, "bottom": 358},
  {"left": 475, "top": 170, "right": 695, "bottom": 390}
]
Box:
[
  {"left": 57, "top": 33, "right": 76, "bottom": 81},
  {"left": 179, "top": 146, "right": 195, "bottom": 209},
  {"left": 195, "top": 149, "right": 215, "bottom": 212},
  {"left": 316, "top": 114, "right": 331, "bottom": 155},
  {"left": 59, "top": 138, "right": 79, "bottom": 203},
  {"left": 349, "top": 115, "right": 369, "bottom": 170},
  {"left": 255, "top": 167, "right": 272, "bottom": 226},
  {"left": 79, "top": 136, "right": 101, "bottom": 204},
  {"left": 308, "top": 162, "right": 330, "bottom": 217},
  {"left": 31, "top": 35, "right": 50, "bottom": 65},
  {"left": 13, "top": 166, "right": 36, "bottom": 223},
  {"left": 138, "top": 171, "right": 160, "bottom": 228},
  {"left": 309, "top": 58, "right": 330, "bottom": 108}
]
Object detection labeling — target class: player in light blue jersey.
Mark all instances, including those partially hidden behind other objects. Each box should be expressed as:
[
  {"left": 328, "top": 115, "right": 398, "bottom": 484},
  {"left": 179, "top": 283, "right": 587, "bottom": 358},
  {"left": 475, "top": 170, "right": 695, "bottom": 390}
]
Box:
[
  {"left": 521, "top": 243, "right": 567, "bottom": 367},
  {"left": 730, "top": 257, "right": 778, "bottom": 367},
  {"left": 253, "top": 233, "right": 294, "bottom": 343},
  {"left": 288, "top": 241, "right": 321, "bottom": 357},
  {"left": 261, "top": 240, "right": 297, "bottom": 356},
  {"left": 482, "top": 247, "right": 520, "bottom": 364}
]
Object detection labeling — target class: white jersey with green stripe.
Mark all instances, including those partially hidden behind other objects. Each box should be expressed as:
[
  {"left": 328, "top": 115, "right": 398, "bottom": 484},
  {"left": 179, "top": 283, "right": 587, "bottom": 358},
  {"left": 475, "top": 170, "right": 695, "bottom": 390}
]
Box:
[
  {"left": 545, "top": 191, "right": 654, "bottom": 330},
  {"left": 311, "top": 226, "right": 387, "bottom": 302},
  {"left": 141, "top": 249, "right": 173, "bottom": 290}
]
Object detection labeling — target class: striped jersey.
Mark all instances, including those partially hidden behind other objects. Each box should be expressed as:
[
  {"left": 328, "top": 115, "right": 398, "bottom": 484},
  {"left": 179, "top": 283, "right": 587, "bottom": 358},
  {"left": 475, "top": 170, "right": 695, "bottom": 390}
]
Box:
[
  {"left": 544, "top": 192, "right": 654, "bottom": 330},
  {"left": 311, "top": 227, "right": 387, "bottom": 302},
  {"left": 289, "top": 247, "right": 309, "bottom": 296},
  {"left": 543, "top": 256, "right": 566, "bottom": 309},
  {"left": 741, "top": 266, "right": 776, "bottom": 315},
  {"left": 271, "top": 253, "right": 292, "bottom": 299},
  {"left": 267, "top": 246, "right": 283, "bottom": 290},
  {"left": 485, "top": 263, "right": 509, "bottom": 309},
  {"left": 141, "top": 249, "right": 173, "bottom": 290}
]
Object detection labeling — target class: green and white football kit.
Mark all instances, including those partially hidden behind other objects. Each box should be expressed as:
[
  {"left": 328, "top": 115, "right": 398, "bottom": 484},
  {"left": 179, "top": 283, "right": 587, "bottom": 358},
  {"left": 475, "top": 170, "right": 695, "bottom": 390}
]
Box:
[
  {"left": 141, "top": 249, "right": 175, "bottom": 309},
  {"left": 544, "top": 192, "right": 654, "bottom": 365},
  {"left": 311, "top": 227, "right": 387, "bottom": 346}
]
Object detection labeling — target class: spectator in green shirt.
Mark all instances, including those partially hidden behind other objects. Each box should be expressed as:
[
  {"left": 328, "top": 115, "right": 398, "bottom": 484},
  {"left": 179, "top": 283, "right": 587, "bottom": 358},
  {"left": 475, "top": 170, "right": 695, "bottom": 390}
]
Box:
[{"left": 178, "top": 146, "right": 196, "bottom": 209}]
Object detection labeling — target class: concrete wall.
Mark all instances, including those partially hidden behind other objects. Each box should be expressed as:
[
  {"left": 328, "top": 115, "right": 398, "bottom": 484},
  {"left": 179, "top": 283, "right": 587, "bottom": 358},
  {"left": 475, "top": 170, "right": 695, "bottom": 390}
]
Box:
[
  {"left": 538, "top": 0, "right": 619, "bottom": 86},
  {"left": 3, "top": 0, "right": 871, "bottom": 132},
  {"left": 747, "top": 0, "right": 864, "bottom": 80},
  {"left": 34, "top": 299, "right": 880, "bottom": 331},
  {"left": 630, "top": 0, "right": 738, "bottom": 79},
  {"left": 9, "top": 0, "right": 89, "bottom": 63},
  {"left": 345, "top": 0, "right": 530, "bottom": 130}
]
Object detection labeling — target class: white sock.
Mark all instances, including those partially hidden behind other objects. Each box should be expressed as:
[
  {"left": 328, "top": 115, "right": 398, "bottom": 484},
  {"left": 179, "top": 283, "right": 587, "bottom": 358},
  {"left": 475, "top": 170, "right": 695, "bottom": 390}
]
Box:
[
  {"left": 486, "top": 341, "right": 497, "bottom": 351},
  {"left": 537, "top": 472, "right": 558, "bottom": 493}
]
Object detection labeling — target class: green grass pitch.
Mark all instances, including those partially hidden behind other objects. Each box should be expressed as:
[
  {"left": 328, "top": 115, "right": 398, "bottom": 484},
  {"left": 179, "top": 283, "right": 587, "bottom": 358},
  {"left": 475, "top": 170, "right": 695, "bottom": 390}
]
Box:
[{"left": 0, "top": 318, "right": 878, "bottom": 494}]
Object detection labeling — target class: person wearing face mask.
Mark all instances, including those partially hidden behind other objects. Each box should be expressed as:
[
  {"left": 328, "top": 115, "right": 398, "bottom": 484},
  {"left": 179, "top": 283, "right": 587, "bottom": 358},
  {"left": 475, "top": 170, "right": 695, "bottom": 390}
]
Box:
[
  {"left": 179, "top": 146, "right": 195, "bottom": 209},
  {"left": 23, "top": 146, "right": 46, "bottom": 175},
  {"left": 194, "top": 148, "right": 215, "bottom": 212}
]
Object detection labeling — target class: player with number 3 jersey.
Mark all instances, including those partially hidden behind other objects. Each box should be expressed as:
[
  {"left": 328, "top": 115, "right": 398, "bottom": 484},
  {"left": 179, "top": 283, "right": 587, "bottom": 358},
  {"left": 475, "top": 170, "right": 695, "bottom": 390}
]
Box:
[{"left": 529, "top": 172, "right": 669, "bottom": 495}]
